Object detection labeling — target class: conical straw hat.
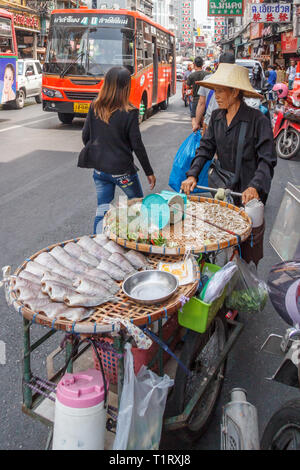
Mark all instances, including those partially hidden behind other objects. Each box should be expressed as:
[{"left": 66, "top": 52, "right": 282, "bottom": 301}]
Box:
[{"left": 197, "top": 63, "right": 262, "bottom": 99}]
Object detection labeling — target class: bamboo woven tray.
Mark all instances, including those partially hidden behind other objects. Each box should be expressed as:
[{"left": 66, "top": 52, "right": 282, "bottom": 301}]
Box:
[
  {"left": 9, "top": 236, "right": 200, "bottom": 334},
  {"left": 104, "top": 195, "right": 253, "bottom": 256}
]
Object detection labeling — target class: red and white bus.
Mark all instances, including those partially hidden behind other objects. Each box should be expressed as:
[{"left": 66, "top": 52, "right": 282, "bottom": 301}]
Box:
[
  {"left": 42, "top": 7, "right": 176, "bottom": 124},
  {"left": 0, "top": 9, "right": 18, "bottom": 106}
]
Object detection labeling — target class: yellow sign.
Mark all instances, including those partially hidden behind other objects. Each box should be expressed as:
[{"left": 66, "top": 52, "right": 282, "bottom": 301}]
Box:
[{"left": 74, "top": 102, "right": 90, "bottom": 113}]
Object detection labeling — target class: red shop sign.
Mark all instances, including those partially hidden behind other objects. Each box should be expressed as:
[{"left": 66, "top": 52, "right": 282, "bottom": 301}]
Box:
[
  {"left": 281, "top": 31, "right": 298, "bottom": 53},
  {"left": 13, "top": 13, "right": 40, "bottom": 30},
  {"left": 250, "top": 22, "right": 263, "bottom": 40}
]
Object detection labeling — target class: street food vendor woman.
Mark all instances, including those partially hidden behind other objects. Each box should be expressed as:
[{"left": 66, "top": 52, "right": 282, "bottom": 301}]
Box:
[{"left": 181, "top": 63, "right": 277, "bottom": 265}]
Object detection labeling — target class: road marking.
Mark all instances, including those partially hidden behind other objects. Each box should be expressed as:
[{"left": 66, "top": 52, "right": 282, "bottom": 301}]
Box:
[{"left": 0, "top": 115, "right": 56, "bottom": 134}]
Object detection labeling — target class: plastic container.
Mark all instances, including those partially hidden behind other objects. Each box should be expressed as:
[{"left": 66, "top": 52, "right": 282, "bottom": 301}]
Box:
[
  {"left": 141, "top": 194, "right": 170, "bottom": 230},
  {"left": 160, "top": 191, "right": 187, "bottom": 224},
  {"left": 178, "top": 263, "right": 227, "bottom": 333},
  {"left": 52, "top": 369, "right": 108, "bottom": 450},
  {"left": 245, "top": 199, "right": 264, "bottom": 228},
  {"left": 92, "top": 314, "right": 181, "bottom": 384}
]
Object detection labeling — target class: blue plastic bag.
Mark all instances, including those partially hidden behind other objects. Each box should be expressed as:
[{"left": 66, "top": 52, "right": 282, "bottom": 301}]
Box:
[{"left": 169, "top": 131, "right": 211, "bottom": 193}]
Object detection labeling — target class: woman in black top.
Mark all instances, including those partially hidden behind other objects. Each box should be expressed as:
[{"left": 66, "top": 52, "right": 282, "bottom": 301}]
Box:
[
  {"left": 181, "top": 63, "right": 277, "bottom": 265},
  {"left": 78, "top": 67, "right": 156, "bottom": 234}
]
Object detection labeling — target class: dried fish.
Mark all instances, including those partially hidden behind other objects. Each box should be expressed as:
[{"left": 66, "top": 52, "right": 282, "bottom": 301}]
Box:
[
  {"left": 61, "top": 307, "right": 94, "bottom": 322},
  {"left": 42, "top": 280, "right": 76, "bottom": 303},
  {"left": 97, "top": 259, "right": 126, "bottom": 281},
  {"left": 19, "top": 270, "right": 42, "bottom": 284},
  {"left": 77, "top": 236, "right": 110, "bottom": 260},
  {"left": 11, "top": 278, "right": 37, "bottom": 290},
  {"left": 104, "top": 240, "right": 127, "bottom": 255},
  {"left": 22, "top": 298, "right": 93, "bottom": 322},
  {"left": 63, "top": 293, "right": 117, "bottom": 308},
  {"left": 108, "top": 252, "right": 136, "bottom": 274},
  {"left": 124, "top": 250, "right": 150, "bottom": 270},
  {"left": 94, "top": 234, "right": 109, "bottom": 245},
  {"left": 73, "top": 278, "right": 112, "bottom": 297},
  {"left": 73, "top": 274, "right": 119, "bottom": 295},
  {"left": 15, "top": 287, "right": 46, "bottom": 302},
  {"left": 41, "top": 271, "right": 73, "bottom": 287},
  {"left": 33, "top": 254, "right": 76, "bottom": 280},
  {"left": 26, "top": 261, "right": 50, "bottom": 278},
  {"left": 64, "top": 242, "right": 99, "bottom": 268},
  {"left": 50, "top": 246, "right": 88, "bottom": 274},
  {"left": 23, "top": 298, "right": 53, "bottom": 311}
]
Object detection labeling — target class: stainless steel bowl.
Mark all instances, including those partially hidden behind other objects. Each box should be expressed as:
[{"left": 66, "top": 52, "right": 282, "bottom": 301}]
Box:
[{"left": 122, "top": 270, "right": 179, "bottom": 305}]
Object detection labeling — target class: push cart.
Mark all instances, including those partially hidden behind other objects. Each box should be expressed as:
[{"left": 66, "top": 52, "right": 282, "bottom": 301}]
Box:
[{"left": 3, "top": 196, "right": 251, "bottom": 448}]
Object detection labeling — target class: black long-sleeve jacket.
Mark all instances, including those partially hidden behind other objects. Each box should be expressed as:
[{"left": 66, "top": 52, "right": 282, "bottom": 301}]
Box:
[
  {"left": 78, "top": 106, "right": 154, "bottom": 176},
  {"left": 186, "top": 101, "right": 277, "bottom": 204}
]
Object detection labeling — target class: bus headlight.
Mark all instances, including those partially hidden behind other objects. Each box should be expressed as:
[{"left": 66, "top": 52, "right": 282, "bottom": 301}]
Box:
[{"left": 42, "top": 87, "right": 63, "bottom": 99}]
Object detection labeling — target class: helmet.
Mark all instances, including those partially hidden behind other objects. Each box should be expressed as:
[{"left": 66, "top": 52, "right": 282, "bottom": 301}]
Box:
[{"left": 273, "top": 83, "right": 288, "bottom": 99}]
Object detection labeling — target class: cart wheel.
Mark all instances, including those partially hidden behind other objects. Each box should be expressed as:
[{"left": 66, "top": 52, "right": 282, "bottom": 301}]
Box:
[
  {"left": 261, "top": 399, "right": 300, "bottom": 450},
  {"left": 164, "top": 312, "right": 227, "bottom": 443}
]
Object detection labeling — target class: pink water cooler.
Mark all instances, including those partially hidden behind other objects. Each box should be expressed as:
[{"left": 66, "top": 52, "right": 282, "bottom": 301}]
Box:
[{"left": 53, "top": 369, "right": 107, "bottom": 450}]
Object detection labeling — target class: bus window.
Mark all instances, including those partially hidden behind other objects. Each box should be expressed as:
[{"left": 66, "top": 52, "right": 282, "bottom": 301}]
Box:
[
  {"left": 46, "top": 23, "right": 135, "bottom": 76},
  {"left": 0, "top": 18, "right": 14, "bottom": 53},
  {"left": 144, "top": 41, "right": 152, "bottom": 67}
]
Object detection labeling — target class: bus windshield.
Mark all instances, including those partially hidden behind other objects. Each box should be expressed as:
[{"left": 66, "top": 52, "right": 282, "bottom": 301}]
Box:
[
  {"left": 45, "top": 24, "right": 135, "bottom": 76},
  {"left": 0, "top": 17, "right": 15, "bottom": 53}
]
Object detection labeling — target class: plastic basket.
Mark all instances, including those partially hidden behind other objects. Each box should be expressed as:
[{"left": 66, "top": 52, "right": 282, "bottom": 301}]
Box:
[
  {"left": 92, "top": 314, "right": 181, "bottom": 384},
  {"left": 178, "top": 263, "right": 227, "bottom": 333}
]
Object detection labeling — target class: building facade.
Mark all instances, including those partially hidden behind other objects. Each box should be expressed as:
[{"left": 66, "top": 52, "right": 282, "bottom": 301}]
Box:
[
  {"left": 219, "top": 0, "right": 298, "bottom": 68},
  {"left": 85, "top": 0, "right": 153, "bottom": 17}
]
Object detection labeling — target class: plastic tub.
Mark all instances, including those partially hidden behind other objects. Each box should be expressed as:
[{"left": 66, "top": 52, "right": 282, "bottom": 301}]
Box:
[{"left": 178, "top": 263, "right": 227, "bottom": 333}]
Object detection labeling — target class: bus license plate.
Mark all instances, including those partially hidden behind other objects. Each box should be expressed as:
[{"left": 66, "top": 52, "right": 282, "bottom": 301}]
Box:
[{"left": 74, "top": 103, "right": 90, "bottom": 113}]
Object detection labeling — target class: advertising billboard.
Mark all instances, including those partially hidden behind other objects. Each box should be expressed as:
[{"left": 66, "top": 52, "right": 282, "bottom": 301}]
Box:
[
  {"left": 0, "top": 56, "right": 17, "bottom": 104},
  {"left": 208, "top": 0, "right": 244, "bottom": 17}
]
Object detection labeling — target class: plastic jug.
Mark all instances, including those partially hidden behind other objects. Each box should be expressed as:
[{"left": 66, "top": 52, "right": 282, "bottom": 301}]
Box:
[{"left": 52, "top": 369, "right": 108, "bottom": 450}]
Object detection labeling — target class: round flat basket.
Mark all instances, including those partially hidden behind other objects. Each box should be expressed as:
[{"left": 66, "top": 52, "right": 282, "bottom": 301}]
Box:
[
  {"left": 9, "top": 236, "right": 200, "bottom": 334},
  {"left": 103, "top": 195, "right": 253, "bottom": 255}
]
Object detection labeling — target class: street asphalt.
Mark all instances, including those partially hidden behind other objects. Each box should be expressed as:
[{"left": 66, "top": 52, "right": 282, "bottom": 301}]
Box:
[{"left": 0, "top": 89, "right": 299, "bottom": 450}]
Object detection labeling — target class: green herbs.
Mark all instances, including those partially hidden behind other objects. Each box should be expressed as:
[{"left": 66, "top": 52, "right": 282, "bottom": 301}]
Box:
[{"left": 226, "top": 286, "right": 268, "bottom": 314}]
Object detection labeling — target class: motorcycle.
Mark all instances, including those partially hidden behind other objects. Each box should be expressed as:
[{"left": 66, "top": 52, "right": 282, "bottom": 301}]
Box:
[
  {"left": 273, "top": 106, "right": 300, "bottom": 160},
  {"left": 183, "top": 87, "right": 192, "bottom": 109},
  {"left": 222, "top": 183, "right": 300, "bottom": 450}
]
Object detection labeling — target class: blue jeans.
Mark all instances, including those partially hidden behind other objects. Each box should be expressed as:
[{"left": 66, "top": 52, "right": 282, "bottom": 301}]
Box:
[{"left": 93, "top": 170, "right": 144, "bottom": 234}]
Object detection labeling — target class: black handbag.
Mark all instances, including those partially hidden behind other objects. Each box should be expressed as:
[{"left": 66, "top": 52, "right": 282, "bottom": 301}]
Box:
[{"left": 208, "top": 121, "right": 247, "bottom": 190}]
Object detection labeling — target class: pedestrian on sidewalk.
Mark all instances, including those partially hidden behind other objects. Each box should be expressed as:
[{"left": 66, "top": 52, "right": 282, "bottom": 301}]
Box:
[
  {"left": 181, "top": 63, "right": 277, "bottom": 265},
  {"left": 286, "top": 60, "right": 297, "bottom": 90},
  {"left": 186, "top": 57, "right": 209, "bottom": 130},
  {"left": 267, "top": 65, "right": 277, "bottom": 109},
  {"left": 192, "top": 52, "right": 235, "bottom": 134},
  {"left": 276, "top": 64, "right": 286, "bottom": 84},
  {"left": 78, "top": 66, "right": 156, "bottom": 234}
]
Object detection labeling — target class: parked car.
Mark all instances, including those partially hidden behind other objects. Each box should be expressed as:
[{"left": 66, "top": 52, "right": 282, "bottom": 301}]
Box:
[
  {"left": 16, "top": 59, "right": 42, "bottom": 109},
  {"left": 235, "top": 59, "right": 266, "bottom": 82}
]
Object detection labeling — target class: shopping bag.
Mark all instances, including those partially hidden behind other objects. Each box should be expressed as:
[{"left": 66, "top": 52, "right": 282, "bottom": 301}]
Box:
[
  {"left": 169, "top": 131, "right": 211, "bottom": 193},
  {"left": 226, "top": 257, "right": 269, "bottom": 314},
  {"left": 113, "top": 343, "right": 174, "bottom": 450}
]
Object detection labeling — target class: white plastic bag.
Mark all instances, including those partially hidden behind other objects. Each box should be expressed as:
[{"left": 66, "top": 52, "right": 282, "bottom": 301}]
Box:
[
  {"left": 113, "top": 343, "right": 174, "bottom": 450},
  {"left": 201, "top": 262, "right": 238, "bottom": 304}
]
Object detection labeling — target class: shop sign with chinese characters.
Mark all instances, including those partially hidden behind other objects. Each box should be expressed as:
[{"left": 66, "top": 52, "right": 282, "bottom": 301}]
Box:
[
  {"left": 12, "top": 12, "right": 41, "bottom": 31},
  {"left": 251, "top": 3, "right": 291, "bottom": 23},
  {"left": 208, "top": 1, "right": 244, "bottom": 17}
]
